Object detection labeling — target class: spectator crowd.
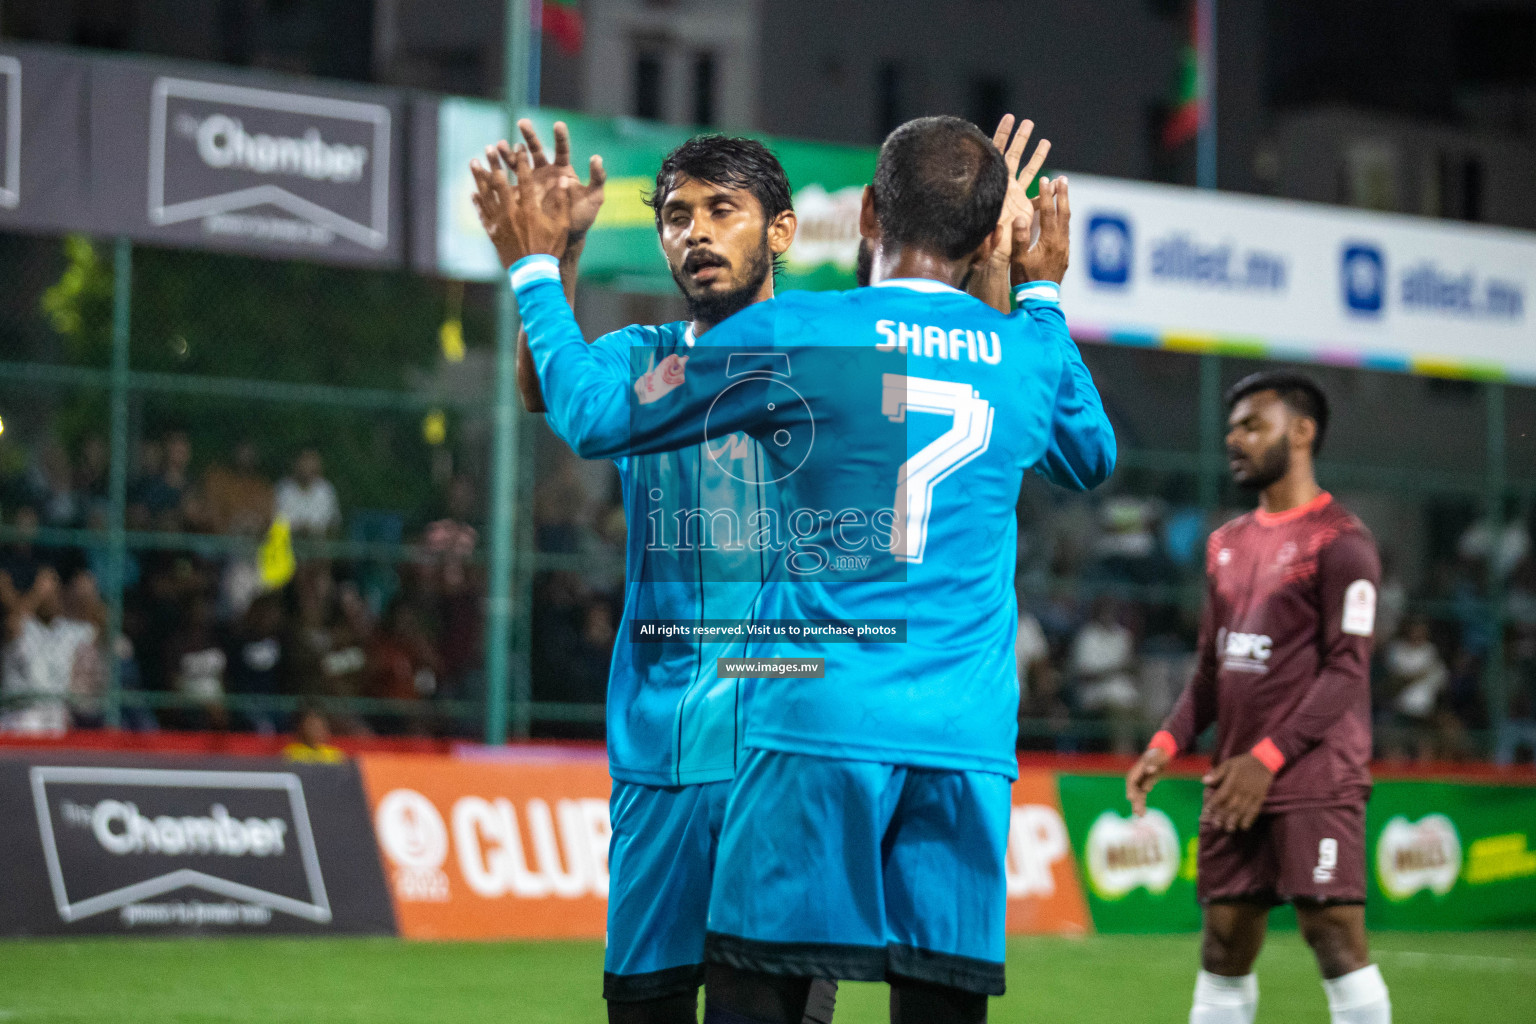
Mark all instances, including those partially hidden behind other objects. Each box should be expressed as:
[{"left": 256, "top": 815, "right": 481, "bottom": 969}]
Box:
[
  {"left": 3, "top": 428, "right": 1535, "bottom": 764},
  {"left": 1, "top": 430, "right": 491, "bottom": 738},
  {"left": 1008, "top": 488, "right": 1536, "bottom": 764}
]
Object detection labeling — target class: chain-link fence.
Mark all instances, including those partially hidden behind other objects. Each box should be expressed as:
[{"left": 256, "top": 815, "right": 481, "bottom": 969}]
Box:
[
  {"left": 2, "top": 229, "right": 1535, "bottom": 759},
  {"left": 1, "top": 232, "right": 534, "bottom": 739}
]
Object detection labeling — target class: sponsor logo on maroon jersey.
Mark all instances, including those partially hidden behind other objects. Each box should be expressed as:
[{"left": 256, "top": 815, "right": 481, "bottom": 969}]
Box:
[{"left": 1217, "top": 629, "right": 1273, "bottom": 674}]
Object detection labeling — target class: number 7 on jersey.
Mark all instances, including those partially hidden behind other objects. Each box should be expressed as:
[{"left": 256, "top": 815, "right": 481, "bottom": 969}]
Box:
[{"left": 881, "top": 374, "right": 994, "bottom": 563}]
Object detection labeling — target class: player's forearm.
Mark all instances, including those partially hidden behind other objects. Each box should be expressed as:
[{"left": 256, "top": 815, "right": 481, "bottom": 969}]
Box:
[
  {"left": 1153, "top": 677, "right": 1211, "bottom": 756},
  {"left": 516, "top": 234, "right": 586, "bottom": 414},
  {"left": 1261, "top": 531, "right": 1381, "bottom": 769},
  {"left": 1152, "top": 596, "right": 1220, "bottom": 755},
  {"left": 967, "top": 255, "right": 1013, "bottom": 315},
  {"left": 512, "top": 255, "right": 633, "bottom": 459},
  {"left": 1263, "top": 647, "right": 1371, "bottom": 767},
  {"left": 1019, "top": 282, "right": 1117, "bottom": 490}
]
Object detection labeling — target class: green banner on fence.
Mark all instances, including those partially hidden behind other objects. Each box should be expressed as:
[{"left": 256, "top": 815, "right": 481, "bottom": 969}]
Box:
[
  {"left": 1057, "top": 774, "right": 1205, "bottom": 933},
  {"left": 1057, "top": 773, "right": 1536, "bottom": 933},
  {"left": 1366, "top": 781, "right": 1536, "bottom": 929},
  {"left": 435, "top": 99, "right": 875, "bottom": 290}
]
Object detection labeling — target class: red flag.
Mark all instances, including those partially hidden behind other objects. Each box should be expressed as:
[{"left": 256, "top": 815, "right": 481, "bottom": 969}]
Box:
[{"left": 542, "top": 0, "right": 584, "bottom": 55}]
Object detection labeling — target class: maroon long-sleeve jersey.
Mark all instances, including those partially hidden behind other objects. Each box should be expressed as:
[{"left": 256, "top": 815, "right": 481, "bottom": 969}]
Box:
[{"left": 1157, "top": 492, "right": 1381, "bottom": 811}]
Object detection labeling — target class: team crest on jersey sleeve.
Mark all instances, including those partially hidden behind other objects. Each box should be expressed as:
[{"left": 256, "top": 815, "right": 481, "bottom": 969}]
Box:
[{"left": 1342, "top": 580, "right": 1377, "bottom": 637}]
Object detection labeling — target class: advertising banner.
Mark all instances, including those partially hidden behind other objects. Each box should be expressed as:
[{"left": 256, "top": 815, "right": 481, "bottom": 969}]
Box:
[
  {"left": 1063, "top": 175, "right": 1536, "bottom": 382},
  {"left": 1057, "top": 772, "right": 1536, "bottom": 933},
  {"left": 0, "top": 752, "right": 395, "bottom": 937},
  {"left": 1005, "top": 770, "right": 1092, "bottom": 935},
  {"left": 89, "top": 56, "right": 404, "bottom": 267},
  {"left": 0, "top": 44, "right": 94, "bottom": 235},
  {"left": 354, "top": 755, "right": 1092, "bottom": 941},
  {"left": 1366, "top": 780, "right": 1536, "bottom": 929},
  {"left": 428, "top": 99, "right": 874, "bottom": 291},
  {"left": 1057, "top": 773, "right": 1204, "bottom": 934},
  {"left": 356, "top": 753, "right": 613, "bottom": 940}
]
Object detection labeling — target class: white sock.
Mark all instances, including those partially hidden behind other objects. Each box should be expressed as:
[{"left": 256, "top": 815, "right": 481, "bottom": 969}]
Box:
[
  {"left": 1190, "top": 970, "right": 1258, "bottom": 1024},
  {"left": 1323, "top": 964, "right": 1391, "bottom": 1024}
]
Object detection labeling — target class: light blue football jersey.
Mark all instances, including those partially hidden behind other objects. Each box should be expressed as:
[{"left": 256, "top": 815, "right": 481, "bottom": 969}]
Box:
[
  {"left": 516, "top": 255, "right": 1115, "bottom": 779},
  {"left": 545, "top": 320, "right": 773, "bottom": 786}
]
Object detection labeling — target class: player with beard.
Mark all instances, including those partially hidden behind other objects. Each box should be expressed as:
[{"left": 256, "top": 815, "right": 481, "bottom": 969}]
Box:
[
  {"left": 480, "top": 123, "right": 837, "bottom": 1024},
  {"left": 1126, "top": 371, "right": 1390, "bottom": 1024},
  {"left": 483, "top": 113, "right": 1114, "bottom": 1024}
]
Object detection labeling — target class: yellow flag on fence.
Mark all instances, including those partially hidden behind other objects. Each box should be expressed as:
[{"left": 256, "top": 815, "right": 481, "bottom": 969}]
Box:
[{"left": 258, "top": 517, "right": 297, "bottom": 590}]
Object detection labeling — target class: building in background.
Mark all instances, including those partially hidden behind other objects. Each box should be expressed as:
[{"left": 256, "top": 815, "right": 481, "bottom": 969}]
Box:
[{"left": 6, "top": 0, "right": 1535, "bottom": 227}]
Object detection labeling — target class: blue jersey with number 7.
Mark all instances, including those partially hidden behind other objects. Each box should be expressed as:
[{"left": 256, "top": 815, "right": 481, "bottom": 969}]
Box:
[{"left": 515, "top": 255, "right": 1116, "bottom": 778}]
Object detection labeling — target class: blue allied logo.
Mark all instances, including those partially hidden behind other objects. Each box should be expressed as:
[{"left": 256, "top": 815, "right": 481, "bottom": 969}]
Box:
[
  {"left": 1087, "top": 214, "right": 1133, "bottom": 287},
  {"left": 1342, "top": 243, "right": 1385, "bottom": 315}
]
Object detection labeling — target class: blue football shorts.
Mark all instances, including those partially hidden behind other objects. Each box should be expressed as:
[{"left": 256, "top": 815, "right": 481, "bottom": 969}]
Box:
[
  {"left": 704, "top": 747, "right": 1011, "bottom": 996},
  {"left": 604, "top": 778, "right": 730, "bottom": 1001}
]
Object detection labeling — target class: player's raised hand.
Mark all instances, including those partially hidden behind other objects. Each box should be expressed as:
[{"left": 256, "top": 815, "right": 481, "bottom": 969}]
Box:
[
  {"left": 469, "top": 146, "right": 522, "bottom": 269},
  {"left": 988, "top": 115, "right": 1051, "bottom": 265},
  {"left": 1126, "top": 746, "right": 1170, "bottom": 817},
  {"left": 505, "top": 119, "right": 607, "bottom": 237},
  {"left": 1014, "top": 175, "right": 1070, "bottom": 285},
  {"left": 469, "top": 142, "right": 574, "bottom": 268},
  {"left": 1200, "top": 753, "right": 1275, "bottom": 832}
]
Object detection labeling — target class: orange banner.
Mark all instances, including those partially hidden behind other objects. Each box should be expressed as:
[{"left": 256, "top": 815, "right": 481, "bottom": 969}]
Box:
[
  {"left": 358, "top": 754, "right": 1090, "bottom": 940},
  {"left": 357, "top": 753, "right": 612, "bottom": 940},
  {"left": 1005, "top": 770, "right": 1093, "bottom": 935}
]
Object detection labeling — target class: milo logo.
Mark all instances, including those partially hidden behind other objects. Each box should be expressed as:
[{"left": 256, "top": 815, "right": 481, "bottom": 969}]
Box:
[
  {"left": 784, "top": 184, "right": 862, "bottom": 272},
  {"left": 1376, "top": 814, "right": 1462, "bottom": 901},
  {"left": 1084, "top": 809, "right": 1181, "bottom": 899}
]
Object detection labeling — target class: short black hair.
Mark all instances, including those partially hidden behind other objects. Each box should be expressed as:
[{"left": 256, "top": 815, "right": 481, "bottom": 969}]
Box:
[
  {"left": 643, "top": 135, "right": 794, "bottom": 271},
  {"left": 1225, "top": 370, "right": 1331, "bottom": 455},
  {"left": 871, "top": 116, "right": 1007, "bottom": 260}
]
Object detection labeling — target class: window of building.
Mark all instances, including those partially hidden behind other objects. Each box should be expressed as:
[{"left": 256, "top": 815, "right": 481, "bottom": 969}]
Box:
[
  {"left": 693, "top": 52, "right": 716, "bottom": 127},
  {"left": 634, "top": 49, "right": 664, "bottom": 121},
  {"left": 968, "top": 75, "right": 1009, "bottom": 132},
  {"left": 877, "top": 61, "right": 905, "bottom": 140},
  {"left": 1457, "top": 9, "right": 1536, "bottom": 85},
  {"left": 1437, "top": 152, "right": 1485, "bottom": 222}
]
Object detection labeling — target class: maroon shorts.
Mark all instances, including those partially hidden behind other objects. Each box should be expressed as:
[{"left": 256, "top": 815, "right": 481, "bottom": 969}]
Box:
[{"left": 1197, "top": 804, "right": 1367, "bottom": 906}]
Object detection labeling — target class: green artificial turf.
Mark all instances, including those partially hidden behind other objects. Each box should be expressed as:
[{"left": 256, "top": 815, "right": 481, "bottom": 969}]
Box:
[{"left": 0, "top": 931, "right": 1530, "bottom": 1023}]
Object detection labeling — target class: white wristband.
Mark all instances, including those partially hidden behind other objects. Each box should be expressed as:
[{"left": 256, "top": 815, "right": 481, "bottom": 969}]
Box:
[
  {"left": 1012, "top": 280, "right": 1061, "bottom": 305},
  {"left": 509, "top": 253, "right": 561, "bottom": 293}
]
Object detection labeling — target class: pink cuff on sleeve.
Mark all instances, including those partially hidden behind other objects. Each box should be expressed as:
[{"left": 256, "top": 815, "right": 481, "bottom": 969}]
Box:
[
  {"left": 1148, "top": 730, "right": 1179, "bottom": 759},
  {"left": 1251, "top": 737, "right": 1285, "bottom": 773}
]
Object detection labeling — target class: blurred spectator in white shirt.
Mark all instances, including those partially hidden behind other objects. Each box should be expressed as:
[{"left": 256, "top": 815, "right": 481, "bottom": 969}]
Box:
[
  {"left": 1, "top": 567, "right": 97, "bottom": 735},
  {"left": 1069, "top": 598, "right": 1140, "bottom": 753},
  {"left": 1016, "top": 611, "right": 1050, "bottom": 697},
  {"left": 1383, "top": 617, "right": 1450, "bottom": 762},
  {"left": 275, "top": 448, "right": 341, "bottom": 537}
]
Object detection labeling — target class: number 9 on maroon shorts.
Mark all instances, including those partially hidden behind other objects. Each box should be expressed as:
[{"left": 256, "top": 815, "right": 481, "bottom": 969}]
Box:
[{"left": 1197, "top": 805, "right": 1367, "bottom": 905}]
